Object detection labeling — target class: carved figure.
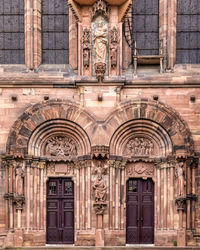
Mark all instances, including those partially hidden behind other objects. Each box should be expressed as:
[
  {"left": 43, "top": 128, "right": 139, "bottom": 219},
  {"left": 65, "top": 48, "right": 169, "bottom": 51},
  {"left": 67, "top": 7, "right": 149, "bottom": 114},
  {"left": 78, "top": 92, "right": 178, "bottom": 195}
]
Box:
[
  {"left": 15, "top": 162, "right": 24, "bottom": 196},
  {"left": 175, "top": 161, "right": 185, "bottom": 197},
  {"left": 93, "top": 174, "right": 107, "bottom": 202},
  {"left": 93, "top": 20, "right": 108, "bottom": 64},
  {"left": 126, "top": 137, "right": 154, "bottom": 156},
  {"left": 82, "top": 28, "right": 91, "bottom": 68},
  {"left": 45, "top": 136, "right": 77, "bottom": 158},
  {"left": 127, "top": 162, "right": 154, "bottom": 176},
  {"left": 110, "top": 27, "right": 119, "bottom": 68}
]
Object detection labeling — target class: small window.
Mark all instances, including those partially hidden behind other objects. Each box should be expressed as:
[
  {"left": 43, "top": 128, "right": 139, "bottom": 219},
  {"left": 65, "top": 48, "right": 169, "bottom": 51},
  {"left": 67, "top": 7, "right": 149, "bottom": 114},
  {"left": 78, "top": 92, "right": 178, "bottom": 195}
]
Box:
[
  {"left": 49, "top": 181, "right": 57, "bottom": 195},
  {"left": 64, "top": 181, "right": 73, "bottom": 195},
  {"left": 128, "top": 180, "right": 138, "bottom": 192}
]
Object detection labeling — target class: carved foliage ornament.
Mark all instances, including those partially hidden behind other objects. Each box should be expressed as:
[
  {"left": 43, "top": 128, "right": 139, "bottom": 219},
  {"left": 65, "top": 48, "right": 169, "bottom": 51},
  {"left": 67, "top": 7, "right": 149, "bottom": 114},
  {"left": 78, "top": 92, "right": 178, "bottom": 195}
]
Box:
[
  {"left": 125, "top": 137, "right": 154, "bottom": 157},
  {"left": 45, "top": 136, "right": 77, "bottom": 159},
  {"left": 91, "top": 0, "right": 109, "bottom": 21}
]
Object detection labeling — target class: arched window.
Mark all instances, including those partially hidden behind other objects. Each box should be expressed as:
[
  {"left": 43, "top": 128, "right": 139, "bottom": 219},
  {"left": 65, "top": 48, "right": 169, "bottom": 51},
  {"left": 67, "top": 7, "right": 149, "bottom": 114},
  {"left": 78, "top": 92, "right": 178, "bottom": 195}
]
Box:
[
  {"left": 176, "top": 0, "right": 200, "bottom": 64},
  {"left": 0, "top": 0, "right": 24, "bottom": 64},
  {"left": 42, "top": 0, "right": 69, "bottom": 64},
  {"left": 132, "top": 0, "right": 159, "bottom": 56}
]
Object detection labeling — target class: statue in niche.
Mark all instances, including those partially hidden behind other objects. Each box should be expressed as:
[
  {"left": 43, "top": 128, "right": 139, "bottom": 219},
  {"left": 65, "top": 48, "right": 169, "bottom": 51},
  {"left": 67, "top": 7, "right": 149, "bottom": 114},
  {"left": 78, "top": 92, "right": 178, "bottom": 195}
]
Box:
[
  {"left": 93, "top": 19, "right": 108, "bottom": 64},
  {"left": 175, "top": 161, "right": 185, "bottom": 197},
  {"left": 14, "top": 162, "right": 25, "bottom": 196},
  {"left": 93, "top": 173, "right": 107, "bottom": 202}
]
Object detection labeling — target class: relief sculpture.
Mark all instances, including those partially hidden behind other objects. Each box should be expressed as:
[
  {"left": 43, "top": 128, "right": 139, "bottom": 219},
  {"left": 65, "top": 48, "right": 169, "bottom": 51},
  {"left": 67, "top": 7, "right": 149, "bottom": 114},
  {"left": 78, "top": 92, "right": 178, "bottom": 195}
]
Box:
[
  {"left": 125, "top": 137, "right": 154, "bottom": 157},
  {"left": 92, "top": 161, "right": 108, "bottom": 214},
  {"left": 45, "top": 135, "right": 77, "bottom": 159},
  {"left": 127, "top": 162, "right": 154, "bottom": 177}
]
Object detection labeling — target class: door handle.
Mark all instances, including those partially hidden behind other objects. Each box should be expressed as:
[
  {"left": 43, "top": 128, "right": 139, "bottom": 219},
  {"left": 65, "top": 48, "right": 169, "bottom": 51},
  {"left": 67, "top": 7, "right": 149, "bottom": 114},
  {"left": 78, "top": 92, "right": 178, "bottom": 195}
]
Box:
[{"left": 62, "top": 223, "right": 64, "bottom": 228}]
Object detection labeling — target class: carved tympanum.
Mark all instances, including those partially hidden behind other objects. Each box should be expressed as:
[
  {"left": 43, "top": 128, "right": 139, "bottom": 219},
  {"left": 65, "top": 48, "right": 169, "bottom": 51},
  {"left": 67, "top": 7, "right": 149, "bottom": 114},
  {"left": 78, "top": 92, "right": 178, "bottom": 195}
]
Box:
[
  {"left": 45, "top": 136, "right": 77, "bottom": 159},
  {"left": 125, "top": 137, "right": 154, "bottom": 157},
  {"left": 127, "top": 162, "right": 154, "bottom": 177}
]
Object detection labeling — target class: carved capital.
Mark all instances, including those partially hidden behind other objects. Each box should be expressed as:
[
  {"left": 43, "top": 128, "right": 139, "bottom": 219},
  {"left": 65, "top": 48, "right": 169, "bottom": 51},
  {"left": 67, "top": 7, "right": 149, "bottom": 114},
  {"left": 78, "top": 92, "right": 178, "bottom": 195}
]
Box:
[
  {"left": 14, "top": 195, "right": 25, "bottom": 210},
  {"left": 175, "top": 197, "right": 186, "bottom": 211}
]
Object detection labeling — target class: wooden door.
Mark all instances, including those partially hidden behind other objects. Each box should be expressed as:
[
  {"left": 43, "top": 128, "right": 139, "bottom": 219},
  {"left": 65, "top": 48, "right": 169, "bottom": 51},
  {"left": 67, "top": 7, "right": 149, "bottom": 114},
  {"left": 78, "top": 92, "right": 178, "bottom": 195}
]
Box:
[
  {"left": 47, "top": 178, "right": 74, "bottom": 244},
  {"left": 126, "top": 178, "right": 154, "bottom": 244}
]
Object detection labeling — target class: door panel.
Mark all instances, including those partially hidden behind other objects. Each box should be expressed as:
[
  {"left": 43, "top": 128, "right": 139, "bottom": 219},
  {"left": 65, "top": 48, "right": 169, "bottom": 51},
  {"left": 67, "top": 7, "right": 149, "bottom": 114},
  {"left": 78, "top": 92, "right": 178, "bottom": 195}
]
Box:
[
  {"left": 127, "top": 178, "right": 154, "bottom": 244},
  {"left": 47, "top": 178, "right": 74, "bottom": 244}
]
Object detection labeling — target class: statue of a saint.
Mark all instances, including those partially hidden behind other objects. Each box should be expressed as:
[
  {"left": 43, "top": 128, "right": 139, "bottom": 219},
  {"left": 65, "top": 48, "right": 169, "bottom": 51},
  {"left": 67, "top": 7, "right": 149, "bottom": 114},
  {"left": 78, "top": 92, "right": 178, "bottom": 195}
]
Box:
[
  {"left": 93, "top": 174, "right": 107, "bottom": 202},
  {"left": 175, "top": 161, "right": 185, "bottom": 197},
  {"left": 93, "top": 21, "right": 108, "bottom": 64}
]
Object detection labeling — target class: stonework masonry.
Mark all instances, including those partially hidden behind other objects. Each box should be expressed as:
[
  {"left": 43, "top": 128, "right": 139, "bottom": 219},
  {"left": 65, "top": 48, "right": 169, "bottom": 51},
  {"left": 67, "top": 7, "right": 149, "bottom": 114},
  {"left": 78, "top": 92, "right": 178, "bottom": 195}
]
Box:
[{"left": 0, "top": 0, "right": 200, "bottom": 248}]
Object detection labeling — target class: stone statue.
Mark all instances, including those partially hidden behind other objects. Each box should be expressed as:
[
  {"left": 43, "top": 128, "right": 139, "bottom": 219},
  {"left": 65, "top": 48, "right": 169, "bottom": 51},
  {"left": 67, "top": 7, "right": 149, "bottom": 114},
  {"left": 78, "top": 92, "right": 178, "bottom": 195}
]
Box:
[
  {"left": 93, "top": 20, "right": 108, "bottom": 64},
  {"left": 175, "top": 161, "right": 185, "bottom": 197},
  {"left": 93, "top": 174, "right": 107, "bottom": 202}
]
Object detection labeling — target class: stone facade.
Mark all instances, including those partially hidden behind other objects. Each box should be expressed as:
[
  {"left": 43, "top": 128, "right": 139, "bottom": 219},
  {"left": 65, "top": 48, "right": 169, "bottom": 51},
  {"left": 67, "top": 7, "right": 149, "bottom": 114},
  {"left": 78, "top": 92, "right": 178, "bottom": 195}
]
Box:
[{"left": 0, "top": 0, "right": 200, "bottom": 248}]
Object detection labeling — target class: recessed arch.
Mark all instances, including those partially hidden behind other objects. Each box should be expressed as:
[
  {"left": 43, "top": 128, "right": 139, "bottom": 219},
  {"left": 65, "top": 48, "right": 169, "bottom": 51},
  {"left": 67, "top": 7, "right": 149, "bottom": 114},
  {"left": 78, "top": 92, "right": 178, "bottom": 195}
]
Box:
[{"left": 6, "top": 99, "right": 95, "bottom": 157}]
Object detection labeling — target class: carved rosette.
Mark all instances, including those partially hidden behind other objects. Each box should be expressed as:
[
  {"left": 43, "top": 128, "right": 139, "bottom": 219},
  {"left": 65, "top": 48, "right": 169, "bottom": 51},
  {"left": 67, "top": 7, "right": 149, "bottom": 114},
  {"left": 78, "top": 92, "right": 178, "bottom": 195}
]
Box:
[
  {"left": 126, "top": 162, "right": 154, "bottom": 177},
  {"left": 124, "top": 137, "right": 154, "bottom": 157},
  {"left": 82, "top": 28, "right": 91, "bottom": 68},
  {"left": 110, "top": 27, "right": 119, "bottom": 69},
  {"left": 44, "top": 135, "right": 77, "bottom": 161},
  {"left": 94, "top": 62, "right": 106, "bottom": 82},
  {"left": 92, "top": 161, "right": 108, "bottom": 214}
]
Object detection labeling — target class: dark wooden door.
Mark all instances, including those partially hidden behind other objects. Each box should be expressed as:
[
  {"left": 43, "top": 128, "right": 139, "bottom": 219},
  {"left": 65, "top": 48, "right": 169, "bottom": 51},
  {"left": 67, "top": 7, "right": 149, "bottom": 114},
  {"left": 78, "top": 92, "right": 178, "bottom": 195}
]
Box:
[
  {"left": 126, "top": 178, "right": 154, "bottom": 244},
  {"left": 47, "top": 178, "right": 74, "bottom": 244}
]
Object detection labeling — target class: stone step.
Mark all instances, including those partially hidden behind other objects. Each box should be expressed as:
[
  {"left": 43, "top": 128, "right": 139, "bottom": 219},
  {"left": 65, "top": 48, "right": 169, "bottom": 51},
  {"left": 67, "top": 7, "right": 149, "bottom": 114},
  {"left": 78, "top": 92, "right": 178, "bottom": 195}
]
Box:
[{"left": 2, "top": 247, "right": 200, "bottom": 250}]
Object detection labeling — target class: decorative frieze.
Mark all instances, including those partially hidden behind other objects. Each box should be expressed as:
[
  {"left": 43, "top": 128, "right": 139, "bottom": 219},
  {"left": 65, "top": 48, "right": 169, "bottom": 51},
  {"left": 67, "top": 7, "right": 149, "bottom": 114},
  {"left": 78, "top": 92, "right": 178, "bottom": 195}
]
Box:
[{"left": 47, "top": 162, "right": 75, "bottom": 176}]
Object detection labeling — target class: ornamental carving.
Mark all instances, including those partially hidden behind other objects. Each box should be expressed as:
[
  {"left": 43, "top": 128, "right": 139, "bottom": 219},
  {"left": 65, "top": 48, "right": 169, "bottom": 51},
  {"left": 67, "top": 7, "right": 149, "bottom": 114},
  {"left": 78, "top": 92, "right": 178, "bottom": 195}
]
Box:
[
  {"left": 126, "top": 162, "right": 154, "bottom": 177},
  {"left": 94, "top": 62, "right": 106, "bottom": 82},
  {"left": 125, "top": 137, "right": 154, "bottom": 157},
  {"left": 110, "top": 27, "right": 119, "bottom": 69},
  {"left": 82, "top": 28, "right": 91, "bottom": 68},
  {"left": 47, "top": 162, "right": 75, "bottom": 176},
  {"left": 91, "top": 0, "right": 109, "bottom": 21},
  {"left": 175, "top": 197, "right": 186, "bottom": 211},
  {"left": 94, "top": 202, "right": 107, "bottom": 215},
  {"left": 45, "top": 136, "right": 77, "bottom": 160}
]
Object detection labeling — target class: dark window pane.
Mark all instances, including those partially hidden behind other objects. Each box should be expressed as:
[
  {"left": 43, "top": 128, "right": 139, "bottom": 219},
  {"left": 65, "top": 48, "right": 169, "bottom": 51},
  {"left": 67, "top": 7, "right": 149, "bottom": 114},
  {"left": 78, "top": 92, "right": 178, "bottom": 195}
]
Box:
[
  {"left": 42, "top": 0, "right": 69, "bottom": 64},
  {"left": 176, "top": 0, "right": 200, "bottom": 63},
  {"left": 132, "top": 0, "right": 159, "bottom": 56},
  {"left": 0, "top": 0, "right": 24, "bottom": 64}
]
